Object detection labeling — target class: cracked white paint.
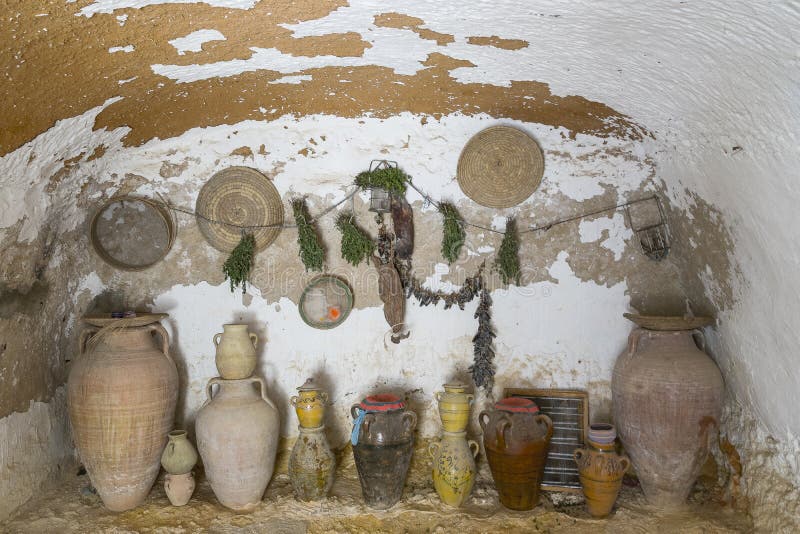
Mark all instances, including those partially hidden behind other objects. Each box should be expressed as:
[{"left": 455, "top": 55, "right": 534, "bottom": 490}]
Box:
[
  {"left": 108, "top": 45, "right": 134, "bottom": 53},
  {"left": 78, "top": 0, "right": 259, "bottom": 17},
  {"left": 578, "top": 213, "right": 632, "bottom": 261},
  {"left": 169, "top": 29, "right": 226, "bottom": 55}
]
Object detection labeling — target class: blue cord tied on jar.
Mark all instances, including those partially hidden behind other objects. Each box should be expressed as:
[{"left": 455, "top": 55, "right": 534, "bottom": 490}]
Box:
[{"left": 349, "top": 394, "right": 407, "bottom": 446}]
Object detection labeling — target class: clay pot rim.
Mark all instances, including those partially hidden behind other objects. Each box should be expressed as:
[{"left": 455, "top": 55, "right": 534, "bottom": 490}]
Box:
[
  {"left": 221, "top": 323, "right": 249, "bottom": 329},
  {"left": 168, "top": 429, "right": 188, "bottom": 439},
  {"left": 442, "top": 382, "right": 468, "bottom": 392},
  {"left": 360, "top": 394, "right": 405, "bottom": 411},
  {"left": 495, "top": 397, "right": 540, "bottom": 413}
]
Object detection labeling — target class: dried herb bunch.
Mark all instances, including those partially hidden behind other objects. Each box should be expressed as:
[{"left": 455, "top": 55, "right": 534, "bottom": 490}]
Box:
[
  {"left": 495, "top": 217, "right": 521, "bottom": 285},
  {"left": 470, "top": 289, "right": 496, "bottom": 389},
  {"left": 291, "top": 198, "right": 324, "bottom": 271},
  {"left": 354, "top": 166, "right": 409, "bottom": 194},
  {"left": 439, "top": 202, "right": 466, "bottom": 264},
  {"left": 396, "top": 259, "right": 484, "bottom": 310},
  {"left": 335, "top": 213, "right": 375, "bottom": 266},
  {"left": 222, "top": 233, "right": 255, "bottom": 293}
]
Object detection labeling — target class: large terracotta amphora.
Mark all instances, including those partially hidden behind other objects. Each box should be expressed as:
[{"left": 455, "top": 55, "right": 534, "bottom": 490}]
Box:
[
  {"left": 350, "top": 394, "right": 417, "bottom": 509},
  {"left": 213, "top": 324, "right": 258, "bottom": 380},
  {"left": 429, "top": 431, "right": 480, "bottom": 507},
  {"left": 612, "top": 325, "right": 723, "bottom": 508},
  {"left": 196, "top": 376, "right": 280, "bottom": 511},
  {"left": 479, "top": 397, "right": 553, "bottom": 510},
  {"left": 67, "top": 316, "right": 178, "bottom": 511}
]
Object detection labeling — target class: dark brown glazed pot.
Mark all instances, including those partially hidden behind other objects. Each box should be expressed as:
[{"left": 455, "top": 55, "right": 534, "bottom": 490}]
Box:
[
  {"left": 479, "top": 397, "right": 553, "bottom": 510},
  {"left": 350, "top": 394, "right": 417, "bottom": 509},
  {"left": 612, "top": 327, "right": 723, "bottom": 508}
]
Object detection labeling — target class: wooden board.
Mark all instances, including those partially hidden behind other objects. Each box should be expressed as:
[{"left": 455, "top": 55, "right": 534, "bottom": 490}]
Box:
[{"left": 504, "top": 388, "right": 589, "bottom": 492}]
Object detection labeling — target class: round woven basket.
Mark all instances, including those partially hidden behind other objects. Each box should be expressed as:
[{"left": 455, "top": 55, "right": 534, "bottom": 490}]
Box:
[
  {"left": 90, "top": 196, "right": 176, "bottom": 271},
  {"left": 195, "top": 166, "right": 284, "bottom": 253},
  {"left": 457, "top": 126, "right": 544, "bottom": 208}
]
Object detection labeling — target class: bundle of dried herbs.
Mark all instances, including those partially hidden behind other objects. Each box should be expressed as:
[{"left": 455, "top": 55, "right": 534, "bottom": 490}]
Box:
[
  {"left": 222, "top": 233, "right": 255, "bottom": 293},
  {"left": 439, "top": 202, "right": 466, "bottom": 264},
  {"left": 291, "top": 198, "right": 324, "bottom": 271},
  {"left": 469, "top": 288, "right": 496, "bottom": 390},
  {"left": 395, "top": 259, "right": 484, "bottom": 310},
  {"left": 335, "top": 213, "right": 375, "bottom": 266},
  {"left": 495, "top": 217, "right": 521, "bottom": 285},
  {"left": 354, "top": 165, "right": 409, "bottom": 194}
]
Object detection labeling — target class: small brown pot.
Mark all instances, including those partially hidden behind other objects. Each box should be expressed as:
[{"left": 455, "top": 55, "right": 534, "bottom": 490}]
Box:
[
  {"left": 574, "top": 433, "right": 630, "bottom": 518},
  {"left": 479, "top": 397, "right": 553, "bottom": 511}
]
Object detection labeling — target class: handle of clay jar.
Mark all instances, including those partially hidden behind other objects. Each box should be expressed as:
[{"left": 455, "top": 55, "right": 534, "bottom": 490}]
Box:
[
  {"left": 428, "top": 441, "right": 441, "bottom": 459},
  {"left": 78, "top": 327, "right": 99, "bottom": 356},
  {"left": 619, "top": 455, "right": 631, "bottom": 472},
  {"left": 691, "top": 329, "right": 706, "bottom": 352},
  {"left": 478, "top": 412, "right": 490, "bottom": 433},
  {"left": 213, "top": 333, "right": 222, "bottom": 347},
  {"left": 320, "top": 391, "right": 329, "bottom": 404},
  {"left": 496, "top": 417, "right": 511, "bottom": 451},
  {"left": 251, "top": 376, "right": 277, "bottom": 411},
  {"left": 434, "top": 391, "right": 443, "bottom": 403},
  {"left": 536, "top": 414, "right": 554, "bottom": 441},
  {"left": 148, "top": 323, "right": 175, "bottom": 366},
  {"left": 573, "top": 448, "right": 586, "bottom": 466},
  {"left": 249, "top": 333, "right": 258, "bottom": 348},
  {"left": 350, "top": 404, "right": 361, "bottom": 420},
  {"left": 467, "top": 394, "right": 474, "bottom": 405},
  {"left": 468, "top": 440, "right": 480, "bottom": 458},
  {"left": 626, "top": 328, "right": 650, "bottom": 357},
  {"left": 362, "top": 413, "right": 376, "bottom": 436},
  {"left": 402, "top": 411, "right": 418, "bottom": 433},
  {"left": 290, "top": 395, "right": 299, "bottom": 407},
  {"left": 205, "top": 377, "right": 223, "bottom": 404}
]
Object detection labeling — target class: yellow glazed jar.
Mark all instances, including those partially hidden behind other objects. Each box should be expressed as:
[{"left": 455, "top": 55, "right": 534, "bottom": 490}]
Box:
[
  {"left": 290, "top": 378, "right": 328, "bottom": 429},
  {"left": 429, "top": 431, "right": 480, "bottom": 507},
  {"left": 435, "top": 383, "right": 474, "bottom": 433}
]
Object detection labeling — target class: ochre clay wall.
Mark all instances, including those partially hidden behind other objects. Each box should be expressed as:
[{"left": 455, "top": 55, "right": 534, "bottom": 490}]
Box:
[{"left": 0, "top": 1, "right": 797, "bottom": 528}]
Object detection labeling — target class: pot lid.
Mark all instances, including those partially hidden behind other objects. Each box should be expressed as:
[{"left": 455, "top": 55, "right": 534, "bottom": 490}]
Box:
[
  {"left": 495, "top": 397, "right": 540, "bottom": 414},
  {"left": 297, "top": 377, "right": 322, "bottom": 392},
  {"left": 359, "top": 393, "right": 405, "bottom": 412}
]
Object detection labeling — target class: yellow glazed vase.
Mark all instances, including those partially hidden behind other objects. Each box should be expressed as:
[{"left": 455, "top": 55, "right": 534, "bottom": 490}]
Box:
[
  {"left": 291, "top": 390, "right": 329, "bottom": 429},
  {"left": 435, "top": 383, "right": 474, "bottom": 433},
  {"left": 213, "top": 324, "right": 258, "bottom": 380},
  {"left": 429, "top": 431, "right": 480, "bottom": 507}
]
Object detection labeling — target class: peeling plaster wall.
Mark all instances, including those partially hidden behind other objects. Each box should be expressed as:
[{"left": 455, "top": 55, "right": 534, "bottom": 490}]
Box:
[{"left": 1, "top": 0, "right": 798, "bottom": 527}]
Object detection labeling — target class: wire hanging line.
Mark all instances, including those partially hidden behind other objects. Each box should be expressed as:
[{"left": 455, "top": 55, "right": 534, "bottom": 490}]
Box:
[{"left": 150, "top": 178, "right": 662, "bottom": 237}]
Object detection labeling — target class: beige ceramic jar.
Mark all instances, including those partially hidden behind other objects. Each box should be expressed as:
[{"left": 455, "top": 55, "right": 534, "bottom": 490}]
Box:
[
  {"left": 160, "top": 430, "right": 198, "bottom": 475},
  {"left": 196, "top": 376, "right": 280, "bottom": 511},
  {"left": 435, "top": 383, "right": 474, "bottom": 433},
  {"left": 213, "top": 324, "right": 258, "bottom": 379}
]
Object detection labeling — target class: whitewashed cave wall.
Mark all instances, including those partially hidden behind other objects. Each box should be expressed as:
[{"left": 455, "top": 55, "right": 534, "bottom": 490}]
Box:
[{"left": 1, "top": 0, "right": 798, "bottom": 528}]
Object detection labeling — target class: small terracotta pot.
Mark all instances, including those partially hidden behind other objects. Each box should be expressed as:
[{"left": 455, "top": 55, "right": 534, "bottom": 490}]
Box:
[
  {"left": 574, "top": 426, "right": 630, "bottom": 518},
  {"left": 164, "top": 472, "right": 195, "bottom": 506}
]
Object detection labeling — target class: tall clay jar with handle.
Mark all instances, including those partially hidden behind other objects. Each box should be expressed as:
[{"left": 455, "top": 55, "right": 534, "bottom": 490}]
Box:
[
  {"left": 196, "top": 376, "right": 280, "bottom": 511},
  {"left": 67, "top": 315, "right": 178, "bottom": 512},
  {"left": 574, "top": 424, "right": 630, "bottom": 518},
  {"left": 429, "top": 431, "right": 480, "bottom": 507},
  {"left": 213, "top": 324, "right": 258, "bottom": 379},
  {"left": 480, "top": 397, "right": 553, "bottom": 510},
  {"left": 612, "top": 324, "right": 723, "bottom": 508},
  {"left": 351, "top": 394, "right": 417, "bottom": 509},
  {"left": 435, "top": 383, "right": 474, "bottom": 433}
]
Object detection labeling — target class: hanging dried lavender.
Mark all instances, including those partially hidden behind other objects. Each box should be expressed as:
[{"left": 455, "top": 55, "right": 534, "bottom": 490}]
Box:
[
  {"left": 395, "top": 260, "right": 484, "bottom": 310},
  {"left": 469, "top": 289, "right": 496, "bottom": 390}
]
